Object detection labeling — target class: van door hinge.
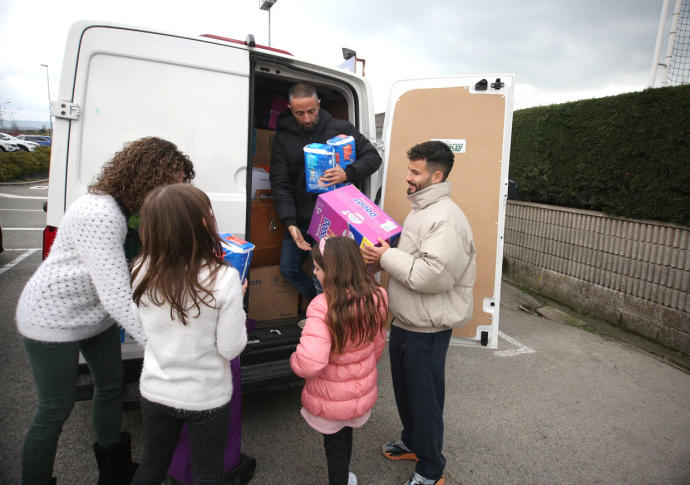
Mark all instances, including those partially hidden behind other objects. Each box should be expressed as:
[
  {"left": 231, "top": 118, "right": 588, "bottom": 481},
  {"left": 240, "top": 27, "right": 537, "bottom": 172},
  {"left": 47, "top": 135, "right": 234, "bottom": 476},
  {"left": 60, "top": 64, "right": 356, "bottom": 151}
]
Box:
[{"left": 51, "top": 101, "right": 80, "bottom": 120}]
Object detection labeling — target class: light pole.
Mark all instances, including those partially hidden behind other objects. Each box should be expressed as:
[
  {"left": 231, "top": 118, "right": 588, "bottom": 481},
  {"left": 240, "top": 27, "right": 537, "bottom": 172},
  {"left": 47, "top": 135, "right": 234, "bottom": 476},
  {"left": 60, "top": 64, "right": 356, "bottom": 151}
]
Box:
[
  {"left": 0, "top": 101, "right": 9, "bottom": 130},
  {"left": 40, "top": 64, "right": 53, "bottom": 133},
  {"left": 259, "top": 0, "right": 277, "bottom": 46}
]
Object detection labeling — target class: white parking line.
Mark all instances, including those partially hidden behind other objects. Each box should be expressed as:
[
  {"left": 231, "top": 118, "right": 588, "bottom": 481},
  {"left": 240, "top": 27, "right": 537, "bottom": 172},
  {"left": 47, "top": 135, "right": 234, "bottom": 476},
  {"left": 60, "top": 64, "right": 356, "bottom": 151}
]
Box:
[
  {"left": 0, "top": 249, "right": 39, "bottom": 276},
  {"left": 0, "top": 208, "right": 44, "bottom": 212},
  {"left": 3, "top": 248, "right": 41, "bottom": 251},
  {"left": 495, "top": 331, "right": 536, "bottom": 357},
  {"left": 0, "top": 192, "right": 47, "bottom": 200},
  {"left": 2, "top": 228, "right": 43, "bottom": 231}
]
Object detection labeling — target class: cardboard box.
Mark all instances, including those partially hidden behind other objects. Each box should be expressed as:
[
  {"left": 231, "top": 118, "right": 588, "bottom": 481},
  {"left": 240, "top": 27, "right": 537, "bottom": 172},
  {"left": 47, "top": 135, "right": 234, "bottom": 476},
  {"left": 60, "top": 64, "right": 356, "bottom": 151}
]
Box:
[
  {"left": 304, "top": 143, "right": 335, "bottom": 193},
  {"left": 220, "top": 233, "right": 255, "bottom": 281},
  {"left": 247, "top": 265, "right": 299, "bottom": 321},
  {"left": 252, "top": 128, "right": 276, "bottom": 166},
  {"left": 308, "top": 185, "right": 402, "bottom": 248}
]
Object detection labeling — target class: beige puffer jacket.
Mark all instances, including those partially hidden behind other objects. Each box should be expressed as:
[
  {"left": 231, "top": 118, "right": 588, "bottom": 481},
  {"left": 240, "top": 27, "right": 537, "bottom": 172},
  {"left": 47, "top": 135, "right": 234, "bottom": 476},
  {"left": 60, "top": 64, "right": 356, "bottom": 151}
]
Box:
[{"left": 381, "top": 182, "right": 476, "bottom": 333}]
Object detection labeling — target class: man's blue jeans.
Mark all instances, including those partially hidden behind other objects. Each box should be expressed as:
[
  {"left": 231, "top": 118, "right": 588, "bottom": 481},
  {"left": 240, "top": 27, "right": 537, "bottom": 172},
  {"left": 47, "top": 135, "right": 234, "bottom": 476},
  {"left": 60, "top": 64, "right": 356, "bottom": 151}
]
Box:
[{"left": 279, "top": 225, "right": 320, "bottom": 304}]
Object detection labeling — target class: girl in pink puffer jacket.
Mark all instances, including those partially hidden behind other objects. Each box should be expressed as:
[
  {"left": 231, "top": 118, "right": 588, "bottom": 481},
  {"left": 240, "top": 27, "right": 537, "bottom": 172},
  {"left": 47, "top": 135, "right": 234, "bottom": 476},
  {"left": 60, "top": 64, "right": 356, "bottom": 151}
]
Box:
[{"left": 290, "top": 236, "right": 388, "bottom": 485}]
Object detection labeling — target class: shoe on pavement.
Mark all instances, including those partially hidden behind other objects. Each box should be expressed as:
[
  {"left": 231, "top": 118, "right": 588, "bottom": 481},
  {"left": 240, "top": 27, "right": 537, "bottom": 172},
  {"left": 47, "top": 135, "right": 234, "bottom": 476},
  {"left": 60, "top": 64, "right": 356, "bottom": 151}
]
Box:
[
  {"left": 381, "top": 439, "right": 419, "bottom": 462},
  {"left": 404, "top": 472, "right": 445, "bottom": 485},
  {"left": 348, "top": 471, "right": 357, "bottom": 485}
]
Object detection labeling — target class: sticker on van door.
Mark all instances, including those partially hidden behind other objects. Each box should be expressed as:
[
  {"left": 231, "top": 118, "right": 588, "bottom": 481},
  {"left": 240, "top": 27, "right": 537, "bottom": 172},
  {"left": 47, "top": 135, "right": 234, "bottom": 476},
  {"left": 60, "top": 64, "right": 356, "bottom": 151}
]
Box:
[{"left": 433, "top": 138, "right": 466, "bottom": 153}]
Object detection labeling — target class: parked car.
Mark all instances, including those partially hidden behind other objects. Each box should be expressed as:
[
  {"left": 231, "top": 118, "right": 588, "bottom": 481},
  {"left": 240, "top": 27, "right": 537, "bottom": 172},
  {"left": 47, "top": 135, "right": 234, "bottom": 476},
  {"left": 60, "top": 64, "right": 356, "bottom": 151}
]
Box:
[
  {"left": 0, "top": 225, "right": 3, "bottom": 253},
  {"left": 0, "top": 132, "right": 38, "bottom": 151},
  {"left": 17, "top": 135, "right": 52, "bottom": 146},
  {"left": 0, "top": 139, "right": 20, "bottom": 152}
]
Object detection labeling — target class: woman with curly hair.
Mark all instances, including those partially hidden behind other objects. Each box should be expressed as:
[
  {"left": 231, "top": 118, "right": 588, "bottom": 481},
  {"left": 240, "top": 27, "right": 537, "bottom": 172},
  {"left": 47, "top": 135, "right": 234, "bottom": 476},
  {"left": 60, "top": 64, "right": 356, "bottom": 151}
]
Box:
[{"left": 16, "top": 137, "right": 195, "bottom": 485}]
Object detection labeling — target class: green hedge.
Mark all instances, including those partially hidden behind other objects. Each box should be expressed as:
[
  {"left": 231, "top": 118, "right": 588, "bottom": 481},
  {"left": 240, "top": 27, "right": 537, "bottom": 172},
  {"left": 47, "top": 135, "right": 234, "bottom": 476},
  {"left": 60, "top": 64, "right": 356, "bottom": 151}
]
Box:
[
  {"left": 0, "top": 147, "right": 51, "bottom": 182},
  {"left": 509, "top": 84, "right": 690, "bottom": 227}
]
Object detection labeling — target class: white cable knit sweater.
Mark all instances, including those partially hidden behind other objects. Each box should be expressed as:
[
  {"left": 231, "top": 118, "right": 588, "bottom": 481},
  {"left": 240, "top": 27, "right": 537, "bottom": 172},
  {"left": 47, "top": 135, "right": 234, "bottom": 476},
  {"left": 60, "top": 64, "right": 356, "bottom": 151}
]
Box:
[
  {"left": 132, "top": 262, "right": 247, "bottom": 411},
  {"left": 16, "top": 194, "right": 146, "bottom": 344}
]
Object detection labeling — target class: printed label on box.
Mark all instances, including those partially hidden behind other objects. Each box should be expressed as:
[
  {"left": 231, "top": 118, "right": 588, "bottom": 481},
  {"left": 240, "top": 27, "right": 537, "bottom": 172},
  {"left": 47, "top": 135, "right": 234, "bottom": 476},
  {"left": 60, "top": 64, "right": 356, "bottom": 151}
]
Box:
[{"left": 220, "top": 233, "right": 255, "bottom": 281}]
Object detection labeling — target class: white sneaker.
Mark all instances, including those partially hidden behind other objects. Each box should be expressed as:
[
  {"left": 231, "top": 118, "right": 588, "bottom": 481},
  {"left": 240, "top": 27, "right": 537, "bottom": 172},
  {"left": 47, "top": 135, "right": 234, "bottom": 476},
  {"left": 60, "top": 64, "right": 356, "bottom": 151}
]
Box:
[{"left": 348, "top": 471, "right": 358, "bottom": 485}]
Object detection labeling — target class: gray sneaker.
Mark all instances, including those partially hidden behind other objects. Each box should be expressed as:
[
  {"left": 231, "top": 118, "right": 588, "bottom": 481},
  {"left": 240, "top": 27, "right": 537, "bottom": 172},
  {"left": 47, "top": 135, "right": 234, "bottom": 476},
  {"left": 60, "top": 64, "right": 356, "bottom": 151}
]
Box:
[{"left": 381, "top": 439, "right": 419, "bottom": 462}]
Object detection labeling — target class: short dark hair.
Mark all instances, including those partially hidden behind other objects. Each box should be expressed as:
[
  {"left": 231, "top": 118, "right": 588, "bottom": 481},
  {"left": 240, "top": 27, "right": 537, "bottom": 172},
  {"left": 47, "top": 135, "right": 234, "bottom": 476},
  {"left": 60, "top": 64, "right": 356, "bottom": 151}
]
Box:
[
  {"left": 288, "top": 83, "right": 318, "bottom": 101},
  {"left": 407, "top": 141, "right": 454, "bottom": 181}
]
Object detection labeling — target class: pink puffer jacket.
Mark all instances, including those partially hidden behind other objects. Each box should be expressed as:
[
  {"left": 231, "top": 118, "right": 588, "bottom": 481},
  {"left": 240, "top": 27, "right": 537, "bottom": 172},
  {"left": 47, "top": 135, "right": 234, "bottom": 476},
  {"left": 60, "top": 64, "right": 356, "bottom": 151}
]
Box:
[{"left": 290, "top": 291, "right": 387, "bottom": 421}]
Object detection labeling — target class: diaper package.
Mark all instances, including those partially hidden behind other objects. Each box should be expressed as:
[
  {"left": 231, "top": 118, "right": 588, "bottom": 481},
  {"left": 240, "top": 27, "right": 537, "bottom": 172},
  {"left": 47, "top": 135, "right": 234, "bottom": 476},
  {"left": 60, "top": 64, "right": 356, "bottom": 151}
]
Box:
[
  {"left": 327, "top": 134, "right": 356, "bottom": 189},
  {"left": 219, "top": 233, "right": 255, "bottom": 281},
  {"left": 304, "top": 143, "right": 336, "bottom": 193},
  {"left": 308, "top": 185, "right": 402, "bottom": 249}
]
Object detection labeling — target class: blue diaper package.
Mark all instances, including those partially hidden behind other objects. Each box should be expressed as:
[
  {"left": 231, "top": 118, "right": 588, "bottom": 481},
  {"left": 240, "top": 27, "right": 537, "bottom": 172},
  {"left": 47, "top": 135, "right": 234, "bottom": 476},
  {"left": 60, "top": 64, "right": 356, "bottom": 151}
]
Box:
[
  {"left": 327, "top": 134, "right": 356, "bottom": 189},
  {"left": 304, "top": 143, "right": 335, "bottom": 193},
  {"left": 219, "top": 233, "right": 255, "bottom": 281}
]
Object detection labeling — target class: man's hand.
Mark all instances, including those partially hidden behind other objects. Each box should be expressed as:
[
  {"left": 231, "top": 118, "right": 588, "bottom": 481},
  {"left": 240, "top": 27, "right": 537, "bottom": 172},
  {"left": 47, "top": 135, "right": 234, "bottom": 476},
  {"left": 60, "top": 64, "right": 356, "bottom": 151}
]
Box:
[
  {"left": 361, "top": 237, "right": 390, "bottom": 265},
  {"left": 288, "top": 225, "right": 312, "bottom": 251},
  {"left": 241, "top": 279, "right": 248, "bottom": 296},
  {"left": 319, "top": 165, "right": 347, "bottom": 187}
]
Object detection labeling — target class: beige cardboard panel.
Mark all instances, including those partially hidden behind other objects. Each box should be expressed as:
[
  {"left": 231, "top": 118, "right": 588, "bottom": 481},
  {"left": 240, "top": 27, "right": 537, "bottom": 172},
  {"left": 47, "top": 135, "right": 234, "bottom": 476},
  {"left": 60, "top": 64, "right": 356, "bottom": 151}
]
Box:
[{"left": 383, "top": 86, "right": 505, "bottom": 339}]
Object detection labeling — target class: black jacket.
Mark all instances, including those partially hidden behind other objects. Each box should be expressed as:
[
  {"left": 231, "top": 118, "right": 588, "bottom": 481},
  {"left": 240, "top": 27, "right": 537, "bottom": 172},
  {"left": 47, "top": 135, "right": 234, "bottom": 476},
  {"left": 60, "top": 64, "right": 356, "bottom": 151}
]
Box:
[{"left": 269, "top": 108, "right": 382, "bottom": 228}]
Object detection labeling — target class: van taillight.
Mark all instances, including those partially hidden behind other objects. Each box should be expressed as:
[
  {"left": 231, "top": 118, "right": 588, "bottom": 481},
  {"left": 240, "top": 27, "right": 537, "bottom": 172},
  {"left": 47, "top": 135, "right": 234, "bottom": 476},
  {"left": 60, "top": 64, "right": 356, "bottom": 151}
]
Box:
[{"left": 43, "top": 226, "right": 58, "bottom": 260}]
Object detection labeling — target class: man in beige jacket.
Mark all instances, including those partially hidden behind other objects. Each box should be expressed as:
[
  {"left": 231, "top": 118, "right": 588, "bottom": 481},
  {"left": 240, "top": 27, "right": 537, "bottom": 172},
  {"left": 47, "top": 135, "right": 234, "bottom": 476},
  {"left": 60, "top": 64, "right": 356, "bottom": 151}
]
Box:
[{"left": 362, "top": 140, "right": 476, "bottom": 485}]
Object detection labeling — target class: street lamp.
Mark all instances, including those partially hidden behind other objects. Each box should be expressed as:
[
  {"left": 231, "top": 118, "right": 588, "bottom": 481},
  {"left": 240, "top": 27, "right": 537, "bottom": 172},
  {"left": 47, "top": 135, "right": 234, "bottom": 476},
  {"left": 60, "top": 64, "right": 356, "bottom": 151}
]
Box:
[
  {"left": 0, "top": 101, "right": 9, "bottom": 130},
  {"left": 259, "top": 0, "right": 277, "bottom": 47},
  {"left": 40, "top": 64, "right": 53, "bottom": 133}
]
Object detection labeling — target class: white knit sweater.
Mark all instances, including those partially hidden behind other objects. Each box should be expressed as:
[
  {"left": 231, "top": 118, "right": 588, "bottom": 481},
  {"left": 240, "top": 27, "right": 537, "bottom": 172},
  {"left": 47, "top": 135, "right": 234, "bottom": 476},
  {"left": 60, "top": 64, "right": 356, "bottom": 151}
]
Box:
[
  {"left": 133, "top": 262, "right": 247, "bottom": 411},
  {"left": 16, "top": 194, "right": 146, "bottom": 344}
]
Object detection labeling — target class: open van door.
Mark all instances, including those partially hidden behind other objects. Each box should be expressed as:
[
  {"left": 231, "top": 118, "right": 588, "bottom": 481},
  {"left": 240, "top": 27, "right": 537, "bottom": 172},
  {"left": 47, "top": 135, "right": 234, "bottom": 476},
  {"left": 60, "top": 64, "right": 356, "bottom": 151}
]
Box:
[
  {"left": 381, "top": 76, "right": 514, "bottom": 349},
  {"left": 51, "top": 22, "right": 250, "bottom": 236}
]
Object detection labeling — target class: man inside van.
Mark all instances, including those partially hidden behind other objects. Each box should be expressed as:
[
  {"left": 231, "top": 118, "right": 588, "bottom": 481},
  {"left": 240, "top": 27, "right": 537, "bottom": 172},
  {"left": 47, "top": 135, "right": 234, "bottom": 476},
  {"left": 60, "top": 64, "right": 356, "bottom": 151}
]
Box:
[
  {"left": 361, "top": 141, "right": 476, "bottom": 485},
  {"left": 270, "top": 82, "right": 382, "bottom": 304}
]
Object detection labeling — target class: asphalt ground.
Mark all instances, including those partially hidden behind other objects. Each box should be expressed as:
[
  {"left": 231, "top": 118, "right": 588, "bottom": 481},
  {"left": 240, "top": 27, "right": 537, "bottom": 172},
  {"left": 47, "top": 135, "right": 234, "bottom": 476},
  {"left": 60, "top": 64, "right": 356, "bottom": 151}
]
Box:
[{"left": 1, "top": 181, "right": 689, "bottom": 484}]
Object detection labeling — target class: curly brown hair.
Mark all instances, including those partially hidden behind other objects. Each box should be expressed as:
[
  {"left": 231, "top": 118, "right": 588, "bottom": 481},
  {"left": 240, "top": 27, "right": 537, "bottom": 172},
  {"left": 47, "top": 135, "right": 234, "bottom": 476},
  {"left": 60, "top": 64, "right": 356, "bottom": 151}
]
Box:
[{"left": 88, "top": 137, "right": 195, "bottom": 215}]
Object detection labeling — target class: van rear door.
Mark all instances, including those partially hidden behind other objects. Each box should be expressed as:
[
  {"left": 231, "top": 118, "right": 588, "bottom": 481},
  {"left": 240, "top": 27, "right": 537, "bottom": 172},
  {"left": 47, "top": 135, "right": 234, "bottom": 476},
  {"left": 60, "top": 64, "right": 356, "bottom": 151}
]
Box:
[
  {"left": 381, "top": 76, "right": 514, "bottom": 349},
  {"left": 57, "top": 23, "right": 250, "bottom": 236}
]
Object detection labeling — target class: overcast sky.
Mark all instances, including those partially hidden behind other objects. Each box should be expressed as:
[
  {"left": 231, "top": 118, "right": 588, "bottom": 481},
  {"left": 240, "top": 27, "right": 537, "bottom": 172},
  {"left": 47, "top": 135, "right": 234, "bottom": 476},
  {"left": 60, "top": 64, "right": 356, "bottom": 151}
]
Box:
[{"left": 0, "top": 0, "right": 670, "bottom": 123}]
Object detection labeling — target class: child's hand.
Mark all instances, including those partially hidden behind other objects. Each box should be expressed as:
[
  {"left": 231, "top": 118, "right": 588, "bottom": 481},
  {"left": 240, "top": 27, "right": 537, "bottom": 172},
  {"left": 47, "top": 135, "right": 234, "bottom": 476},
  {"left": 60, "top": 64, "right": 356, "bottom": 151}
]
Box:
[{"left": 241, "top": 279, "right": 248, "bottom": 296}]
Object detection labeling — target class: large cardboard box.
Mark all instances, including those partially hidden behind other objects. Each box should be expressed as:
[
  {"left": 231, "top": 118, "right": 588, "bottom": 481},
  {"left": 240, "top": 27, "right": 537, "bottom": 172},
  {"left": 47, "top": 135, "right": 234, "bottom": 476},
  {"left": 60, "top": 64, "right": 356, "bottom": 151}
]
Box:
[
  {"left": 247, "top": 265, "right": 299, "bottom": 321},
  {"left": 308, "top": 185, "right": 402, "bottom": 248},
  {"left": 252, "top": 128, "right": 276, "bottom": 167}
]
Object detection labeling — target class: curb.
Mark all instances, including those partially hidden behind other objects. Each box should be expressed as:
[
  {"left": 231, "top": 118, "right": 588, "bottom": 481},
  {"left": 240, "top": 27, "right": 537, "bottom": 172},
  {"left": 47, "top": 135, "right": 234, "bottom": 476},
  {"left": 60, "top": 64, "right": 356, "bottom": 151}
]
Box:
[{"left": 0, "top": 178, "right": 49, "bottom": 186}]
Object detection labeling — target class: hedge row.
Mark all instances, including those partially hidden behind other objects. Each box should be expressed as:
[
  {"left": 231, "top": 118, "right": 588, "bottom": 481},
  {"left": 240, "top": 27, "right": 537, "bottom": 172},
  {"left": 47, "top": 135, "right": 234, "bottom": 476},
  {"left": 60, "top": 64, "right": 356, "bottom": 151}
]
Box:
[
  {"left": 509, "top": 84, "right": 690, "bottom": 227},
  {"left": 0, "top": 147, "right": 51, "bottom": 182}
]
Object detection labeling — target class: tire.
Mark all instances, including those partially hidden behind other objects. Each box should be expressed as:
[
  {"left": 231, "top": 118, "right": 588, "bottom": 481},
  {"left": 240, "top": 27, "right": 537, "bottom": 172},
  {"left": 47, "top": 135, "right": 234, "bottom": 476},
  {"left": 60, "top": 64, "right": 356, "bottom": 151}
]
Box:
[{"left": 19, "top": 145, "right": 29, "bottom": 151}]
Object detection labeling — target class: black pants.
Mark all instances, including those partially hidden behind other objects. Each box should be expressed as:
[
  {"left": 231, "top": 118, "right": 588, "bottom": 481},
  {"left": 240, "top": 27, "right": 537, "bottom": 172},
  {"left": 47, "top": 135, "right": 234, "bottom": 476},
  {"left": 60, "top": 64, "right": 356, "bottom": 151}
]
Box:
[
  {"left": 131, "top": 398, "right": 231, "bottom": 485},
  {"left": 389, "top": 325, "right": 452, "bottom": 480},
  {"left": 323, "top": 426, "right": 353, "bottom": 485}
]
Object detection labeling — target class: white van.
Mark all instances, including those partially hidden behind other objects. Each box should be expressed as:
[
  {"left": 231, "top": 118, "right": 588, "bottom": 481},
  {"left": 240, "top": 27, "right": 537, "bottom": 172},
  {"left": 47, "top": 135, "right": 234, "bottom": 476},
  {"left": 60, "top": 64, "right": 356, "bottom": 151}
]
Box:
[{"left": 44, "top": 20, "right": 514, "bottom": 398}]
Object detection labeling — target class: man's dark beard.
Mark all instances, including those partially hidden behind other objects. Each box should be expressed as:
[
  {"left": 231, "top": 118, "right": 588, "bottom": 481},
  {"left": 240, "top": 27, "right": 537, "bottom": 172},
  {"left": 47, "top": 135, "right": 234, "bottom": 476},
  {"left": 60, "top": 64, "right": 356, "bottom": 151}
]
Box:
[{"left": 297, "top": 114, "right": 319, "bottom": 133}]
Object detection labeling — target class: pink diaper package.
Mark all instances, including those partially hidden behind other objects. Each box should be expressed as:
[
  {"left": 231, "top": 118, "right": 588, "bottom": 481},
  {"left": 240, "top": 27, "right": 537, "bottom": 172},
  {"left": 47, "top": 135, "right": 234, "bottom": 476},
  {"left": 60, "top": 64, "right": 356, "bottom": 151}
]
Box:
[{"left": 308, "top": 185, "right": 402, "bottom": 248}]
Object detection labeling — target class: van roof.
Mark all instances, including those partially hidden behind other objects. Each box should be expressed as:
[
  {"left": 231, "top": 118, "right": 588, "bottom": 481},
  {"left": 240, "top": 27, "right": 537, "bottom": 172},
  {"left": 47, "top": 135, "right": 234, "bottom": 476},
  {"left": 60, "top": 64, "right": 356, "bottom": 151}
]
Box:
[{"left": 200, "top": 34, "right": 293, "bottom": 56}]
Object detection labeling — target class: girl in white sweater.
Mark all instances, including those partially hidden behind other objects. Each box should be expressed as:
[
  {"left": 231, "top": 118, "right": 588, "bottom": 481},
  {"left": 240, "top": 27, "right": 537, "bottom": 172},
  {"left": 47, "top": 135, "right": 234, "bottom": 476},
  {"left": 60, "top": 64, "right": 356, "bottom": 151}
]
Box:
[
  {"left": 129, "top": 183, "right": 248, "bottom": 485},
  {"left": 16, "top": 137, "right": 195, "bottom": 485}
]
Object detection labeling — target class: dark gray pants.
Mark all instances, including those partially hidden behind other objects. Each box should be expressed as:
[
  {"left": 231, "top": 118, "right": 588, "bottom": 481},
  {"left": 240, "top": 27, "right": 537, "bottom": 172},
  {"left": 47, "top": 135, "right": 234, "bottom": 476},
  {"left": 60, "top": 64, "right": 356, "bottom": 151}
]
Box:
[
  {"left": 389, "top": 325, "right": 452, "bottom": 481},
  {"left": 22, "top": 324, "right": 124, "bottom": 485},
  {"left": 131, "top": 398, "right": 231, "bottom": 485}
]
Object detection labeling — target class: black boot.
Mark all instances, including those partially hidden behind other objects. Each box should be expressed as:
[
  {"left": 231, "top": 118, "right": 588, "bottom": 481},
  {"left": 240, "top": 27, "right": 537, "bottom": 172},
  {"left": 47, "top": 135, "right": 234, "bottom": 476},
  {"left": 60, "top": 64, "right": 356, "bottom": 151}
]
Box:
[{"left": 93, "top": 431, "right": 138, "bottom": 485}]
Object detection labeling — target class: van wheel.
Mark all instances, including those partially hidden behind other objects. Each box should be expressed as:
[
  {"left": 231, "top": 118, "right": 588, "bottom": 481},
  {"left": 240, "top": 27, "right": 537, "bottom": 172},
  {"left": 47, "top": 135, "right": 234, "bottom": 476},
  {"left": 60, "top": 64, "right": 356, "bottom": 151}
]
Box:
[{"left": 20, "top": 146, "right": 29, "bottom": 151}]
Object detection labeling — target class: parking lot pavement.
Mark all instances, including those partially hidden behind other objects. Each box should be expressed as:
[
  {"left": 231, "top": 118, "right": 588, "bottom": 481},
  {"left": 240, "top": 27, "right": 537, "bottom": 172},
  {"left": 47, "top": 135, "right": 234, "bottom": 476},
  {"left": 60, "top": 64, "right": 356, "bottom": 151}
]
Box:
[{"left": 1, "top": 181, "right": 689, "bottom": 484}]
